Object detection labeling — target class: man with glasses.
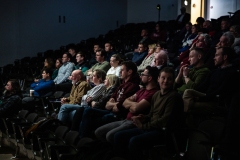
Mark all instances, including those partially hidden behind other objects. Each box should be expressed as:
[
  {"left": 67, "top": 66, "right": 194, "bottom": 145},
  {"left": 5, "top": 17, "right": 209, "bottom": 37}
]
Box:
[{"left": 95, "top": 66, "right": 159, "bottom": 143}]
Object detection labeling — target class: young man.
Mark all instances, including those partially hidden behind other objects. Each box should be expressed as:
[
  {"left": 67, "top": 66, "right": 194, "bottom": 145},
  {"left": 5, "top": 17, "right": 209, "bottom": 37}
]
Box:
[
  {"left": 95, "top": 66, "right": 159, "bottom": 143},
  {"left": 79, "top": 61, "right": 141, "bottom": 138},
  {"left": 54, "top": 53, "right": 74, "bottom": 85},
  {"left": 132, "top": 43, "right": 148, "bottom": 66},
  {"left": 113, "top": 67, "right": 184, "bottom": 160},
  {"left": 175, "top": 48, "right": 210, "bottom": 95},
  {"left": 105, "top": 42, "right": 115, "bottom": 62},
  {"left": 22, "top": 68, "right": 55, "bottom": 110},
  {"left": 74, "top": 51, "right": 89, "bottom": 75},
  {"left": 85, "top": 49, "right": 110, "bottom": 76},
  {"left": 68, "top": 46, "right": 77, "bottom": 64}
]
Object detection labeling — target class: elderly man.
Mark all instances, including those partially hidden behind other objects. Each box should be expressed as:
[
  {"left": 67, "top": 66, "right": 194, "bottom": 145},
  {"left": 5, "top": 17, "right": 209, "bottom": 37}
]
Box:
[
  {"left": 57, "top": 70, "right": 91, "bottom": 123},
  {"left": 151, "top": 50, "right": 169, "bottom": 70}
]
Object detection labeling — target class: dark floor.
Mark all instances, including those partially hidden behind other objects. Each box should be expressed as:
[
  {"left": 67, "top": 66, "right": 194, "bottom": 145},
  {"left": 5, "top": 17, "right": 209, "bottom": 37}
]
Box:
[{"left": 0, "top": 146, "right": 30, "bottom": 160}]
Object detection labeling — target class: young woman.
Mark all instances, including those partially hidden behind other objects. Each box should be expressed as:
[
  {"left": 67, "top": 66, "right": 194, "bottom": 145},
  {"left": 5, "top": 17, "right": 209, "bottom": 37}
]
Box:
[
  {"left": 71, "top": 74, "right": 120, "bottom": 131},
  {"left": 106, "top": 54, "right": 122, "bottom": 77},
  {"left": 52, "top": 58, "right": 63, "bottom": 80}
]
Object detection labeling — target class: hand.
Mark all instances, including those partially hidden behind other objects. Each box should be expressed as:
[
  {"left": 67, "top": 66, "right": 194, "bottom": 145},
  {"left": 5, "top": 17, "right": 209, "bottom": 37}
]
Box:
[
  {"left": 34, "top": 79, "right": 39, "bottom": 82},
  {"left": 68, "top": 76, "right": 72, "bottom": 80},
  {"left": 131, "top": 114, "right": 145, "bottom": 123},
  {"left": 91, "top": 101, "right": 96, "bottom": 107},
  {"left": 132, "top": 117, "right": 142, "bottom": 128},
  {"left": 112, "top": 105, "right": 119, "bottom": 113},
  {"left": 183, "top": 65, "right": 189, "bottom": 77},
  {"left": 61, "top": 97, "right": 67, "bottom": 104},
  {"left": 109, "top": 98, "right": 115, "bottom": 103},
  {"left": 86, "top": 97, "right": 92, "bottom": 103}
]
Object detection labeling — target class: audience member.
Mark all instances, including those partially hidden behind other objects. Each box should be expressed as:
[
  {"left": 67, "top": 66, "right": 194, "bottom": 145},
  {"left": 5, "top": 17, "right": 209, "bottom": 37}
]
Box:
[
  {"left": 88, "top": 44, "right": 100, "bottom": 67},
  {"left": 137, "top": 44, "right": 156, "bottom": 73},
  {"left": 132, "top": 43, "right": 148, "bottom": 66},
  {"left": 52, "top": 58, "right": 63, "bottom": 80},
  {"left": 229, "top": 25, "right": 240, "bottom": 54},
  {"left": 78, "top": 61, "right": 141, "bottom": 138},
  {"left": 34, "top": 58, "right": 54, "bottom": 81},
  {"left": 175, "top": 48, "right": 210, "bottom": 95},
  {"left": 54, "top": 53, "right": 74, "bottom": 85},
  {"left": 68, "top": 45, "right": 77, "bottom": 64},
  {"left": 85, "top": 49, "right": 110, "bottom": 76},
  {"left": 71, "top": 74, "right": 120, "bottom": 131},
  {"left": 95, "top": 66, "right": 159, "bottom": 143},
  {"left": 57, "top": 69, "right": 92, "bottom": 124},
  {"left": 22, "top": 68, "right": 55, "bottom": 111},
  {"left": 196, "top": 17, "right": 205, "bottom": 29},
  {"left": 183, "top": 47, "right": 239, "bottom": 127},
  {"left": 74, "top": 51, "right": 90, "bottom": 75},
  {"left": 107, "top": 54, "right": 122, "bottom": 77},
  {"left": 203, "top": 20, "right": 216, "bottom": 37},
  {"left": 105, "top": 42, "right": 115, "bottom": 62},
  {"left": 113, "top": 67, "right": 184, "bottom": 160},
  {"left": 151, "top": 50, "right": 169, "bottom": 70},
  {"left": 0, "top": 79, "right": 22, "bottom": 118},
  {"left": 150, "top": 22, "right": 167, "bottom": 43}
]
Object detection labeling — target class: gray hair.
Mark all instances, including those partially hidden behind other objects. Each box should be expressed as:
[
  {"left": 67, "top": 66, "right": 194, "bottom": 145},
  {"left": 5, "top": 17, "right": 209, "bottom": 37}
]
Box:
[
  {"left": 222, "top": 31, "right": 235, "bottom": 45},
  {"left": 199, "top": 33, "right": 212, "bottom": 46}
]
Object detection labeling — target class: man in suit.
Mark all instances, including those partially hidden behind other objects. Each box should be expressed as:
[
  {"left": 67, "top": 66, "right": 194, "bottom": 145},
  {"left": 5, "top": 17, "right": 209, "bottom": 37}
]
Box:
[{"left": 176, "top": 7, "right": 191, "bottom": 30}]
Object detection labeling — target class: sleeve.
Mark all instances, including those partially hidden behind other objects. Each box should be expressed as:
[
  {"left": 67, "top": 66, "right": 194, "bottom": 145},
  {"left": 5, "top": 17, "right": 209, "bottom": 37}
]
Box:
[
  {"left": 186, "top": 69, "right": 210, "bottom": 90},
  {"left": 98, "top": 62, "right": 110, "bottom": 72},
  {"left": 88, "top": 84, "right": 106, "bottom": 101},
  {"left": 72, "top": 83, "right": 90, "bottom": 104},
  {"left": 57, "top": 63, "right": 74, "bottom": 84},
  {"left": 33, "top": 80, "right": 54, "bottom": 93},
  {"left": 94, "top": 86, "right": 116, "bottom": 109},
  {"left": 0, "top": 95, "right": 21, "bottom": 116},
  {"left": 142, "top": 94, "right": 178, "bottom": 130},
  {"left": 116, "top": 83, "right": 140, "bottom": 110}
]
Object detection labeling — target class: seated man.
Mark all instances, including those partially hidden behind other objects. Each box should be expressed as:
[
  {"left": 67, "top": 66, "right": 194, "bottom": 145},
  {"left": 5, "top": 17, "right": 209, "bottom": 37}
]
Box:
[
  {"left": 22, "top": 68, "right": 55, "bottom": 110},
  {"left": 113, "top": 67, "right": 184, "bottom": 160},
  {"left": 85, "top": 49, "right": 110, "bottom": 76},
  {"left": 151, "top": 50, "right": 169, "bottom": 70},
  {"left": 57, "top": 70, "right": 91, "bottom": 123},
  {"left": 174, "top": 47, "right": 210, "bottom": 95},
  {"left": 105, "top": 42, "right": 115, "bottom": 62},
  {"left": 132, "top": 43, "right": 148, "bottom": 66},
  {"left": 54, "top": 53, "right": 74, "bottom": 85},
  {"left": 79, "top": 61, "right": 141, "bottom": 138},
  {"left": 95, "top": 66, "right": 159, "bottom": 143},
  {"left": 183, "top": 47, "right": 240, "bottom": 127},
  {"left": 74, "top": 51, "right": 89, "bottom": 75}
]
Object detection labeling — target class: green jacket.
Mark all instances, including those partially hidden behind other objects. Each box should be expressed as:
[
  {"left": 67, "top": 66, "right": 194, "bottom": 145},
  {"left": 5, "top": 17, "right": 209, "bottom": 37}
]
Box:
[{"left": 175, "top": 65, "right": 210, "bottom": 94}]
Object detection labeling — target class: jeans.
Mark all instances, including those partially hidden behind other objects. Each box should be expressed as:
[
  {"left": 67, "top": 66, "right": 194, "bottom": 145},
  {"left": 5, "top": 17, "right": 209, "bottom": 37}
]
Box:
[{"left": 58, "top": 104, "right": 88, "bottom": 123}]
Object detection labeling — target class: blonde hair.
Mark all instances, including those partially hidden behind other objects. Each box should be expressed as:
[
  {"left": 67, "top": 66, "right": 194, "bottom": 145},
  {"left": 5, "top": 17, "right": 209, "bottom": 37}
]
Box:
[
  {"left": 148, "top": 44, "right": 156, "bottom": 52},
  {"left": 106, "top": 74, "right": 120, "bottom": 89}
]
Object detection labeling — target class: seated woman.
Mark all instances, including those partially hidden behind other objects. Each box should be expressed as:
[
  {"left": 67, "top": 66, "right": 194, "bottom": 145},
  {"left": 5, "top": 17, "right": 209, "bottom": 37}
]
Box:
[
  {"left": 57, "top": 69, "right": 107, "bottom": 124},
  {"left": 0, "top": 79, "right": 22, "bottom": 117},
  {"left": 71, "top": 74, "right": 120, "bottom": 131},
  {"left": 52, "top": 58, "right": 63, "bottom": 80},
  {"left": 106, "top": 54, "right": 122, "bottom": 77}
]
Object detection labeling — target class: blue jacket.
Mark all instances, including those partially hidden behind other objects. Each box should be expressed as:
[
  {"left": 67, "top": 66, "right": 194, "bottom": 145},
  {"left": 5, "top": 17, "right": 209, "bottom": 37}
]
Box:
[
  {"left": 30, "top": 79, "right": 55, "bottom": 96},
  {"left": 132, "top": 51, "right": 148, "bottom": 66}
]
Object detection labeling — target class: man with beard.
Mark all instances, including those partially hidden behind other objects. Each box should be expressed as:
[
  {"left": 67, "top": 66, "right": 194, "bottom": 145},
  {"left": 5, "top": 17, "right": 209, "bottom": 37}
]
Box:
[
  {"left": 95, "top": 66, "right": 159, "bottom": 143},
  {"left": 183, "top": 47, "right": 240, "bottom": 127}
]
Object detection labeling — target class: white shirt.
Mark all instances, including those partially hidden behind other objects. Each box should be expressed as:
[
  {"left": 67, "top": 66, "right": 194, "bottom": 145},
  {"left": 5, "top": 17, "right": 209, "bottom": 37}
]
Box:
[{"left": 106, "top": 66, "right": 121, "bottom": 77}]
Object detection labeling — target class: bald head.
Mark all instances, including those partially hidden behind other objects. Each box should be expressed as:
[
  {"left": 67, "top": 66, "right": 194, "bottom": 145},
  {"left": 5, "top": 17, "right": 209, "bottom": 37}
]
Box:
[
  {"left": 71, "top": 70, "right": 84, "bottom": 84},
  {"left": 154, "top": 50, "right": 168, "bottom": 66}
]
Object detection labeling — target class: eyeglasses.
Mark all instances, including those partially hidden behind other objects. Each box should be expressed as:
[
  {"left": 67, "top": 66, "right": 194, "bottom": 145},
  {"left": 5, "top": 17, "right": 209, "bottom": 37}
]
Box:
[{"left": 140, "top": 73, "right": 149, "bottom": 77}]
